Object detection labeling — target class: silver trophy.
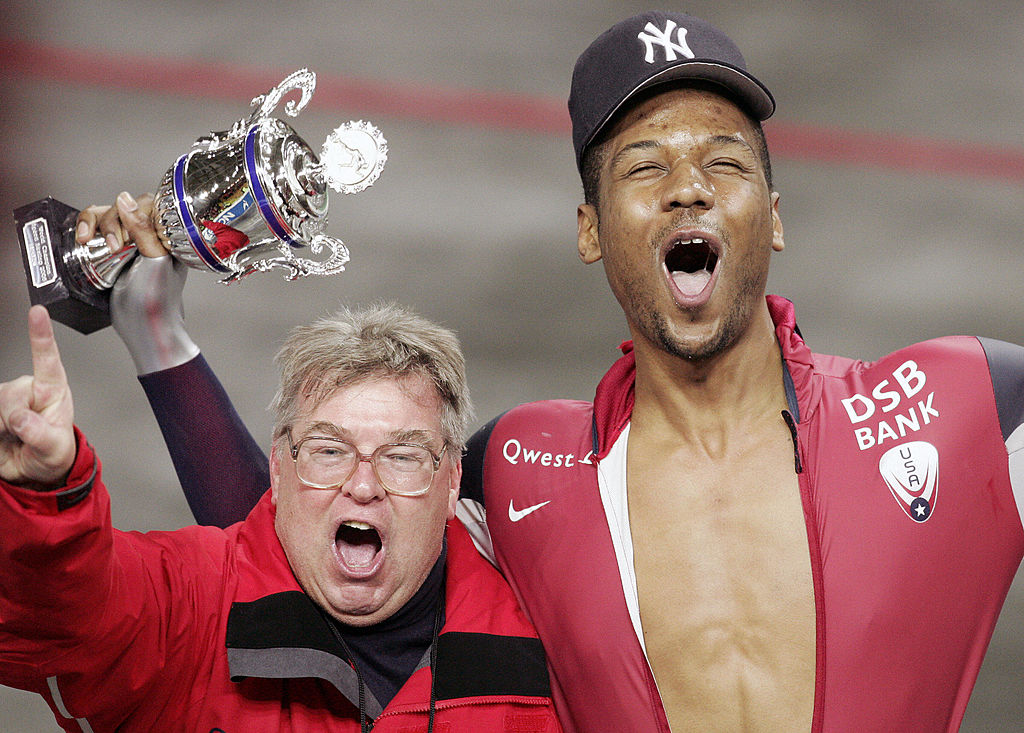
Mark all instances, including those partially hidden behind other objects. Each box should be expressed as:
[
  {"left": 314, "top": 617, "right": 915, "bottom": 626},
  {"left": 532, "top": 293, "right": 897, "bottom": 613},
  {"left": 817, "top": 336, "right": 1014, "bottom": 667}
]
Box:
[{"left": 14, "top": 68, "right": 387, "bottom": 333}]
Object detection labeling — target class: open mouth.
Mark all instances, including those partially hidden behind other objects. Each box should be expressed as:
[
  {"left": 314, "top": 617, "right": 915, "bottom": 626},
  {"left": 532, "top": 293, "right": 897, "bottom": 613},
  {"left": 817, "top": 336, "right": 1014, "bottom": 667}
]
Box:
[
  {"left": 664, "top": 237, "right": 719, "bottom": 298},
  {"left": 335, "top": 520, "right": 383, "bottom": 570}
]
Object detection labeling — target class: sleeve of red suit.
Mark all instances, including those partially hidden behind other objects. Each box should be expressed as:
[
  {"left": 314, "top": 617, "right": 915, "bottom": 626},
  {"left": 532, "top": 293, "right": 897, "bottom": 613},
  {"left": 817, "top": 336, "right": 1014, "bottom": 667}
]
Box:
[{"left": 0, "top": 428, "right": 222, "bottom": 726}]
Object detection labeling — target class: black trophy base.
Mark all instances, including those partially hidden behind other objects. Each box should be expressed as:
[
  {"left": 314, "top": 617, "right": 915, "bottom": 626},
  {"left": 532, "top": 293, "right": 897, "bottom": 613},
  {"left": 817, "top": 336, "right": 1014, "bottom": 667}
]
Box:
[{"left": 14, "top": 197, "right": 112, "bottom": 334}]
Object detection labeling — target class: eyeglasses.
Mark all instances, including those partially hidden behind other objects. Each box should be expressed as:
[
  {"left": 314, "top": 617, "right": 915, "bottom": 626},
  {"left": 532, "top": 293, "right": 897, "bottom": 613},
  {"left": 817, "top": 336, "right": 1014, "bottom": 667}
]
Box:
[{"left": 287, "top": 432, "right": 447, "bottom": 497}]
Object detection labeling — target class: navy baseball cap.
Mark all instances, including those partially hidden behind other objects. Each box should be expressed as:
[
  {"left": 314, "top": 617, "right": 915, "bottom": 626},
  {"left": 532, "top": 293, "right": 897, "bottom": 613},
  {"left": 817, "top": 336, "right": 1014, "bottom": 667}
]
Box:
[{"left": 569, "top": 11, "right": 775, "bottom": 171}]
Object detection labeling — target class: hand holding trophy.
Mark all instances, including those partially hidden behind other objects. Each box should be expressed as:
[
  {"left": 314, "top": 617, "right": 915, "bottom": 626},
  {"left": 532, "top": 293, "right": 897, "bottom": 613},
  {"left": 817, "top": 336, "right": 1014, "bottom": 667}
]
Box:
[{"left": 14, "top": 69, "right": 387, "bottom": 333}]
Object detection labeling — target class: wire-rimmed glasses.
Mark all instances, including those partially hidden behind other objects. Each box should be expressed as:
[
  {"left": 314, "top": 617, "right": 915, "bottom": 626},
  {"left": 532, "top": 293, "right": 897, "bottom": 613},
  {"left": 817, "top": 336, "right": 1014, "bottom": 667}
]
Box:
[{"left": 288, "top": 432, "right": 446, "bottom": 497}]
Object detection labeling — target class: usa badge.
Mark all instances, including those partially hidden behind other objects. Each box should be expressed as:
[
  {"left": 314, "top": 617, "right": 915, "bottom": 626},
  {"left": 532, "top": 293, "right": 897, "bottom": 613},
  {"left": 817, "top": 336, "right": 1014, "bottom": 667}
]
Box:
[{"left": 879, "top": 441, "right": 939, "bottom": 522}]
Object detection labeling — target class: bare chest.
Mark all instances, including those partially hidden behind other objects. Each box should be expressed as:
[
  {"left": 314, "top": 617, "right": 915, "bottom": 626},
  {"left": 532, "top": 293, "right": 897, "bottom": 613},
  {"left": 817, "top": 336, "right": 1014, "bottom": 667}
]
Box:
[{"left": 628, "top": 432, "right": 816, "bottom": 731}]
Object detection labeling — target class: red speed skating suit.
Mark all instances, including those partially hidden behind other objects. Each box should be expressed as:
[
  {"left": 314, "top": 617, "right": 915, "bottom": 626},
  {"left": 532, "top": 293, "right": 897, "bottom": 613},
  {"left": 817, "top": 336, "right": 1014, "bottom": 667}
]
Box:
[
  {"left": 0, "top": 433, "right": 561, "bottom": 732},
  {"left": 459, "top": 295, "right": 1024, "bottom": 732}
]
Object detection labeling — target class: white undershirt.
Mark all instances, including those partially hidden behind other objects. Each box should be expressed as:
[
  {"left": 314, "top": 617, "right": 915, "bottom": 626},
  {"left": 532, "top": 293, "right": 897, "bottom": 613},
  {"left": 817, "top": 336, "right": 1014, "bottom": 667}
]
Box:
[{"left": 594, "top": 423, "right": 650, "bottom": 655}]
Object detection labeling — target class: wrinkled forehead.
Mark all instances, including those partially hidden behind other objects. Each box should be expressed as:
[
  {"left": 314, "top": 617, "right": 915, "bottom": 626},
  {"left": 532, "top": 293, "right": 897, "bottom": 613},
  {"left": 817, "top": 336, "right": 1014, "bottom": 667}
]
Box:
[{"left": 293, "top": 372, "right": 445, "bottom": 433}]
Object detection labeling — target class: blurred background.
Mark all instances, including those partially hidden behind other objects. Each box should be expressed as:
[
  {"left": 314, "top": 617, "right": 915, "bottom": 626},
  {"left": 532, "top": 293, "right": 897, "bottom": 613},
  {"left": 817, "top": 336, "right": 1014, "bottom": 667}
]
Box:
[{"left": 2, "top": 1, "right": 1023, "bottom": 728}]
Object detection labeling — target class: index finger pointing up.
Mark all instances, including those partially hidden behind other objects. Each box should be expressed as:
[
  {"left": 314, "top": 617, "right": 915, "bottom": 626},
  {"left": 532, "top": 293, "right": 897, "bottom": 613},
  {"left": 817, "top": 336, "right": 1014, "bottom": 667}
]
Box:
[{"left": 27, "top": 305, "right": 68, "bottom": 400}]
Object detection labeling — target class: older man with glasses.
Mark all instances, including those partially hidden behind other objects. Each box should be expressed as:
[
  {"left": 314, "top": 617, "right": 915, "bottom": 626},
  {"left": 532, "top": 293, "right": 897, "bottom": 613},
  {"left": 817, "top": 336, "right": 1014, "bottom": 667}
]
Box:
[{"left": 0, "top": 303, "right": 562, "bottom": 732}]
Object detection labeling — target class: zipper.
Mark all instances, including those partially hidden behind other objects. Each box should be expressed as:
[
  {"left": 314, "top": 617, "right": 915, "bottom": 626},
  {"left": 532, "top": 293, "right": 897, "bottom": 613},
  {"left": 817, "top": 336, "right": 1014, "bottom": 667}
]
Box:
[
  {"left": 782, "top": 409, "right": 803, "bottom": 474},
  {"left": 371, "top": 694, "right": 554, "bottom": 724},
  {"left": 786, "top": 410, "right": 826, "bottom": 733}
]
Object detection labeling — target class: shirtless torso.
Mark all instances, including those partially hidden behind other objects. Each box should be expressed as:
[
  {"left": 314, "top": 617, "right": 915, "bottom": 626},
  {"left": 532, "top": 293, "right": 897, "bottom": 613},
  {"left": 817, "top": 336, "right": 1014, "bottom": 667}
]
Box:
[{"left": 628, "top": 384, "right": 816, "bottom": 731}]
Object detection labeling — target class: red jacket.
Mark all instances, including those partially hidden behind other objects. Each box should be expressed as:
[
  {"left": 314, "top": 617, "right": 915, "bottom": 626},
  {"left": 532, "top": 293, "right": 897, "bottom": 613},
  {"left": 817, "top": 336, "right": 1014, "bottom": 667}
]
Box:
[
  {"left": 462, "top": 295, "right": 1024, "bottom": 732},
  {"left": 0, "top": 433, "right": 562, "bottom": 732}
]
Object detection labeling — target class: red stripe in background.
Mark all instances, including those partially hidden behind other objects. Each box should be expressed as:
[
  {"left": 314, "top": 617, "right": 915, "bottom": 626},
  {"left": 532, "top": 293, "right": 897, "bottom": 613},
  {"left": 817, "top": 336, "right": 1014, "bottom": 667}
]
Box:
[{"left": 3, "top": 36, "right": 1024, "bottom": 184}]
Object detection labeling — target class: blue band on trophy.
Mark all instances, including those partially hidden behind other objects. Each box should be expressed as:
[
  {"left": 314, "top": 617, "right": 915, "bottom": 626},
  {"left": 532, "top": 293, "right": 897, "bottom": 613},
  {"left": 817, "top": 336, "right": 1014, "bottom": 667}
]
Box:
[
  {"left": 244, "top": 124, "right": 300, "bottom": 247},
  {"left": 173, "top": 154, "right": 230, "bottom": 273}
]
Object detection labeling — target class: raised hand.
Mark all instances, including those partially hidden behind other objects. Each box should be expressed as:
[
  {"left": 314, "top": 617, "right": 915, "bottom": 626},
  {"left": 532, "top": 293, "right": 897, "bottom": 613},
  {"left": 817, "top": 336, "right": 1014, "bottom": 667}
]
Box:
[
  {"left": 75, "top": 191, "right": 167, "bottom": 257},
  {"left": 0, "top": 306, "right": 76, "bottom": 489},
  {"left": 75, "top": 191, "right": 195, "bottom": 374}
]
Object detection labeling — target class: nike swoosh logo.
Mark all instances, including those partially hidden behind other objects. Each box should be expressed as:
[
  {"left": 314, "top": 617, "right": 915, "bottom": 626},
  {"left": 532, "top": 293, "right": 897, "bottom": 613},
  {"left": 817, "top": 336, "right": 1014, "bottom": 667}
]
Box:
[{"left": 508, "top": 499, "right": 551, "bottom": 522}]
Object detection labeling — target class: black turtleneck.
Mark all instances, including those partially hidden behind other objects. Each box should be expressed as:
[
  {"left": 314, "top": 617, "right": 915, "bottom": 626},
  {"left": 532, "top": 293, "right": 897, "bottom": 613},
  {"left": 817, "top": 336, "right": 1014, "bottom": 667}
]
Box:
[{"left": 329, "top": 540, "right": 447, "bottom": 709}]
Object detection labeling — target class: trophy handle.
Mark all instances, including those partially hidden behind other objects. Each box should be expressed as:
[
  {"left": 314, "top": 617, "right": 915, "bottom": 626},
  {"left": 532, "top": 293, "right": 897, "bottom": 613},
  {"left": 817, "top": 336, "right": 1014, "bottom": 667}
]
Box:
[
  {"left": 236, "top": 69, "right": 316, "bottom": 134},
  {"left": 300, "top": 233, "right": 351, "bottom": 277},
  {"left": 217, "top": 233, "right": 350, "bottom": 283}
]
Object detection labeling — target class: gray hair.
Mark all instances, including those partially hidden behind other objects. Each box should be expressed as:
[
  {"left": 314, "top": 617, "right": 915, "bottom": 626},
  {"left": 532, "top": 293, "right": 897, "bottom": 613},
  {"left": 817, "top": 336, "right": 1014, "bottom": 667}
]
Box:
[{"left": 270, "top": 302, "right": 473, "bottom": 453}]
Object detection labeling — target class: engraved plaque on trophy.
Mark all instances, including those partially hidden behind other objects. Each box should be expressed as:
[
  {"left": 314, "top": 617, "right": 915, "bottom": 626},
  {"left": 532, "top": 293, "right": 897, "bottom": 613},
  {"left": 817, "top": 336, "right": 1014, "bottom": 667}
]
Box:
[{"left": 13, "top": 69, "right": 387, "bottom": 333}]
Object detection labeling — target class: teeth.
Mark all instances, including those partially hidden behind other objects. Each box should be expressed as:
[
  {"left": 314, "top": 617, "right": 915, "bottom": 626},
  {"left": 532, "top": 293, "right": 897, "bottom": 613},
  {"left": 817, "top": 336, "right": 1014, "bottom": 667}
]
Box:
[
  {"left": 677, "top": 238, "right": 705, "bottom": 245},
  {"left": 343, "top": 520, "right": 373, "bottom": 531}
]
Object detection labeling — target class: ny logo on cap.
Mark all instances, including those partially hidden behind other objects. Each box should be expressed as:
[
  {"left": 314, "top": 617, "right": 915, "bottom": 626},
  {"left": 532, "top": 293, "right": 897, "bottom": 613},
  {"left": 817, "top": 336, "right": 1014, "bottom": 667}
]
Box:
[{"left": 637, "top": 20, "right": 695, "bottom": 64}]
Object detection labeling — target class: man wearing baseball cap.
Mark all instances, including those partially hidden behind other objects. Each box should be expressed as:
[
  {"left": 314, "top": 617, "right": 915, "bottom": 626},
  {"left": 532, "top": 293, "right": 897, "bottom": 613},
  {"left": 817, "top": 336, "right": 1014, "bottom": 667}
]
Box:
[
  {"left": 459, "top": 11, "right": 1019, "bottom": 731},
  {"left": 462, "top": 10, "right": 1021, "bottom": 731},
  {"left": 67, "top": 10, "right": 1024, "bottom": 732}
]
